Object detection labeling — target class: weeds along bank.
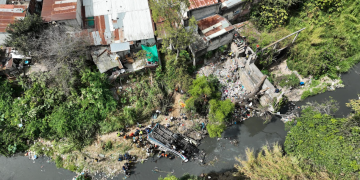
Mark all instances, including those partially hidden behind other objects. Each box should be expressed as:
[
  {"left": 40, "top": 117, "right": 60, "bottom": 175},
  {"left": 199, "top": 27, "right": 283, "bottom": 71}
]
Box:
[{"left": 242, "top": 0, "right": 359, "bottom": 100}]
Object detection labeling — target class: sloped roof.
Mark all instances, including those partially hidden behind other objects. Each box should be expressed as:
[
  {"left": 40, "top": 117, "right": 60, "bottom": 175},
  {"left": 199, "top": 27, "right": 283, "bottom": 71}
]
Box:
[
  {"left": 221, "top": 0, "right": 244, "bottom": 9},
  {"left": 41, "top": 0, "right": 78, "bottom": 22},
  {"left": 0, "top": 5, "right": 27, "bottom": 32},
  {"left": 197, "top": 14, "right": 233, "bottom": 40},
  {"left": 188, "top": 0, "right": 219, "bottom": 10},
  {"left": 84, "top": 0, "right": 154, "bottom": 45}
]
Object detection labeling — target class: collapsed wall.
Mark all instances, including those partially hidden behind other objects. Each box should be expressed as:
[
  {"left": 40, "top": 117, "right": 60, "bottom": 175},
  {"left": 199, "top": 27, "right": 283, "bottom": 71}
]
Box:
[{"left": 231, "top": 41, "right": 280, "bottom": 112}]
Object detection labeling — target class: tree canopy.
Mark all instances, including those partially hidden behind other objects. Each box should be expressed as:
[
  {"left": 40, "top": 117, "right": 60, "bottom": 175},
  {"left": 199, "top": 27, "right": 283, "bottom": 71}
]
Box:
[
  {"left": 5, "top": 14, "right": 45, "bottom": 54},
  {"left": 185, "top": 75, "right": 221, "bottom": 114},
  {"left": 150, "top": 0, "right": 197, "bottom": 57}
]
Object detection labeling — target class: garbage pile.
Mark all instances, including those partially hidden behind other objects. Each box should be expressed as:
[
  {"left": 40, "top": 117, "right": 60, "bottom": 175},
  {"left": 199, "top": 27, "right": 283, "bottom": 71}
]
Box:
[{"left": 198, "top": 50, "right": 251, "bottom": 105}]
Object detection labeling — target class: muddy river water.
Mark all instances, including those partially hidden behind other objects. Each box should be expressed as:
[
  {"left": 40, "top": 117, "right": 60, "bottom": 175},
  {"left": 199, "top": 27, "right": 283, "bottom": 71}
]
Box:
[{"left": 1, "top": 64, "right": 360, "bottom": 180}]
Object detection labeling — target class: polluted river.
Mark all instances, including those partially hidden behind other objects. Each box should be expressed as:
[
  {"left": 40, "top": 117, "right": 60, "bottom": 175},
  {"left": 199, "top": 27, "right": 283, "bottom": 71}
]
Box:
[{"left": 1, "top": 64, "right": 360, "bottom": 180}]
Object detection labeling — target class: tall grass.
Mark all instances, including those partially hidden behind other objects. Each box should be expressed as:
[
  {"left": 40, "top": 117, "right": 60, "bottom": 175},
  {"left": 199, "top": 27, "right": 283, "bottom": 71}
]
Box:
[{"left": 235, "top": 143, "right": 332, "bottom": 180}]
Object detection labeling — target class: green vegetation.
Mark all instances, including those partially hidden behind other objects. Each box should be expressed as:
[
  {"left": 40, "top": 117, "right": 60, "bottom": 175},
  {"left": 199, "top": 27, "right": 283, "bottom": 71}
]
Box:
[
  {"left": 236, "top": 143, "right": 331, "bottom": 179},
  {"left": 251, "top": 0, "right": 360, "bottom": 78},
  {"left": 235, "top": 98, "right": 360, "bottom": 179},
  {"left": 55, "top": 155, "right": 63, "bottom": 168},
  {"left": 185, "top": 75, "right": 221, "bottom": 114},
  {"left": 207, "top": 99, "right": 234, "bottom": 137},
  {"left": 0, "top": 69, "right": 117, "bottom": 156},
  {"left": 275, "top": 73, "right": 300, "bottom": 88},
  {"left": 251, "top": 0, "right": 302, "bottom": 30},
  {"left": 159, "top": 174, "right": 202, "bottom": 180},
  {"left": 260, "top": 70, "right": 274, "bottom": 83},
  {"left": 284, "top": 103, "right": 360, "bottom": 178},
  {"left": 301, "top": 85, "right": 328, "bottom": 100},
  {"left": 104, "top": 141, "right": 113, "bottom": 151},
  {"left": 150, "top": 0, "right": 197, "bottom": 56},
  {"left": 5, "top": 14, "right": 45, "bottom": 54},
  {"left": 184, "top": 75, "right": 234, "bottom": 137}
]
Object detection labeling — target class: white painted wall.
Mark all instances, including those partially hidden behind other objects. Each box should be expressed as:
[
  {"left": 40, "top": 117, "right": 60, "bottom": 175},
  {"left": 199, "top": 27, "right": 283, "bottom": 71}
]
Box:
[
  {"left": 207, "top": 31, "right": 234, "bottom": 51},
  {"left": 222, "top": 4, "right": 244, "bottom": 21},
  {"left": 189, "top": 4, "right": 221, "bottom": 20}
]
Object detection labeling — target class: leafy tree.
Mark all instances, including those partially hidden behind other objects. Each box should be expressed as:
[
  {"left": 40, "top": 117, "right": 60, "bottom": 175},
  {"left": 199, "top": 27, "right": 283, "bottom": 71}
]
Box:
[
  {"left": 208, "top": 99, "right": 234, "bottom": 123},
  {"left": 235, "top": 143, "right": 331, "bottom": 179},
  {"left": 185, "top": 75, "right": 220, "bottom": 114},
  {"left": 285, "top": 106, "right": 360, "bottom": 178},
  {"left": 206, "top": 123, "right": 226, "bottom": 138},
  {"left": 250, "top": 0, "right": 302, "bottom": 30},
  {"left": 5, "top": 14, "right": 45, "bottom": 54},
  {"left": 150, "top": 0, "right": 197, "bottom": 59}
]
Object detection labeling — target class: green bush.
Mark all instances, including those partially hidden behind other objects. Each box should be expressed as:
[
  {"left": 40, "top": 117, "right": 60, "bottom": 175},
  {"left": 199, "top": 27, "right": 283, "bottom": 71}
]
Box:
[
  {"left": 67, "top": 164, "right": 77, "bottom": 172},
  {"left": 55, "top": 155, "right": 63, "bottom": 168},
  {"left": 285, "top": 107, "right": 360, "bottom": 178},
  {"left": 275, "top": 73, "right": 300, "bottom": 88},
  {"left": 207, "top": 123, "right": 226, "bottom": 138},
  {"left": 205, "top": 51, "right": 213, "bottom": 59},
  {"left": 104, "top": 141, "right": 113, "bottom": 151},
  {"left": 208, "top": 99, "right": 234, "bottom": 123},
  {"left": 310, "top": 79, "right": 321, "bottom": 87}
]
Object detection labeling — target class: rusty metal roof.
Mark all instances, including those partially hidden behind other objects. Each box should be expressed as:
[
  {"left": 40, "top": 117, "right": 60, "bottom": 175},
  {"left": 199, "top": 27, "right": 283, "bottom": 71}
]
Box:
[
  {"left": 84, "top": 0, "right": 155, "bottom": 45},
  {"left": 197, "top": 14, "right": 233, "bottom": 40},
  {"left": 188, "top": 0, "right": 219, "bottom": 10},
  {"left": 0, "top": 5, "right": 27, "bottom": 32},
  {"left": 41, "top": 0, "right": 77, "bottom": 22}
]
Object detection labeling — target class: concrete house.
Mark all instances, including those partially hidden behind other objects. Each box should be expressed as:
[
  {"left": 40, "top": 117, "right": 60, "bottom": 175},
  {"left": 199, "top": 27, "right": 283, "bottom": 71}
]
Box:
[
  {"left": 82, "top": 0, "right": 160, "bottom": 77},
  {"left": 41, "top": 0, "right": 83, "bottom": 28},
  {"left": 183, "top": 0, "right": 220, "bottom": 25},
  {"left": 220, "top": 0, "right": 250, "bottom": 21},
  {"left": 189, "top": 14, "right": 235, "bottom": 59}
]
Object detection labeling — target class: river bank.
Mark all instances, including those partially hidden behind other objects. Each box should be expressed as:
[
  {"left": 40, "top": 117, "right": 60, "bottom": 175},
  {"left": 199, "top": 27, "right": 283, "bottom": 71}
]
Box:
[
  {"left": 1, "top": 116, "right": 286, "bottom": 180},
  {"left": 2, "top": 61, "right": 359, "bottom": 180}
]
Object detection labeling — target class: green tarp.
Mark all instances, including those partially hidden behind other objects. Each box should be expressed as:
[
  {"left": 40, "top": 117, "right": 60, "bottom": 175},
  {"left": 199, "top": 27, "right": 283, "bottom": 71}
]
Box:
[{"left": 141, "top": 45, "right": 159, "bottom": 63}]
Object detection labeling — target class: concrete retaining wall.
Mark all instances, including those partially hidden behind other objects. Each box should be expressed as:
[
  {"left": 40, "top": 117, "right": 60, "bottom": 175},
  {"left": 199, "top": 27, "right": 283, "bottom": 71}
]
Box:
[{"left": 231, "top": 42, "right": 280, "bottom": 112}]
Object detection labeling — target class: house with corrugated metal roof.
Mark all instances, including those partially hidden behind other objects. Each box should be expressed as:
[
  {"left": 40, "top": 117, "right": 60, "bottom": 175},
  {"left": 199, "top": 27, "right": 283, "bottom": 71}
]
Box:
[
  {"left": 0, "top": 47, "right": 32, "bottom": 77},
  {"left": 0, "top": 0, "right": 39, "bottom": 45},
  {"left": 41, "top": 0, "right": 83, "bottom": 28},
  {"left": 220, "top": 0, "right": 251, "bottom": 22},
  {"left": 189, "top": 14, "right": 235, "bottom": 59},
  {"left": 82, "top": 0, "right": 160, "bottom": 77},
  {"left": 183, "top": 0, "right": 221, "bottom": 26},
  {"left": 183, "top": 0, "right": 253, "bottom": 25}
]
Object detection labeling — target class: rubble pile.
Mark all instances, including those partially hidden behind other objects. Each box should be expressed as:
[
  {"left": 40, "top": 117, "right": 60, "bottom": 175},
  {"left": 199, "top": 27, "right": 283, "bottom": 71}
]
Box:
[
  {"left": 197, "top": 47, "right": 257, "bottom": 122},
  {"left": 198, "top": 52, "right": 250, "bottom": 105}
]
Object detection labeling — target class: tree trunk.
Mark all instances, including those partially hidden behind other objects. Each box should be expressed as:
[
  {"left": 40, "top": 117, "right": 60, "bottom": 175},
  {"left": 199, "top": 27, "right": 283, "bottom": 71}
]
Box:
[
  {"left": 234, "top": 75, "right": 267, "bottom": 104},
  {"left": 176, "top": 49, "right": 179, "bottom": 61}
]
